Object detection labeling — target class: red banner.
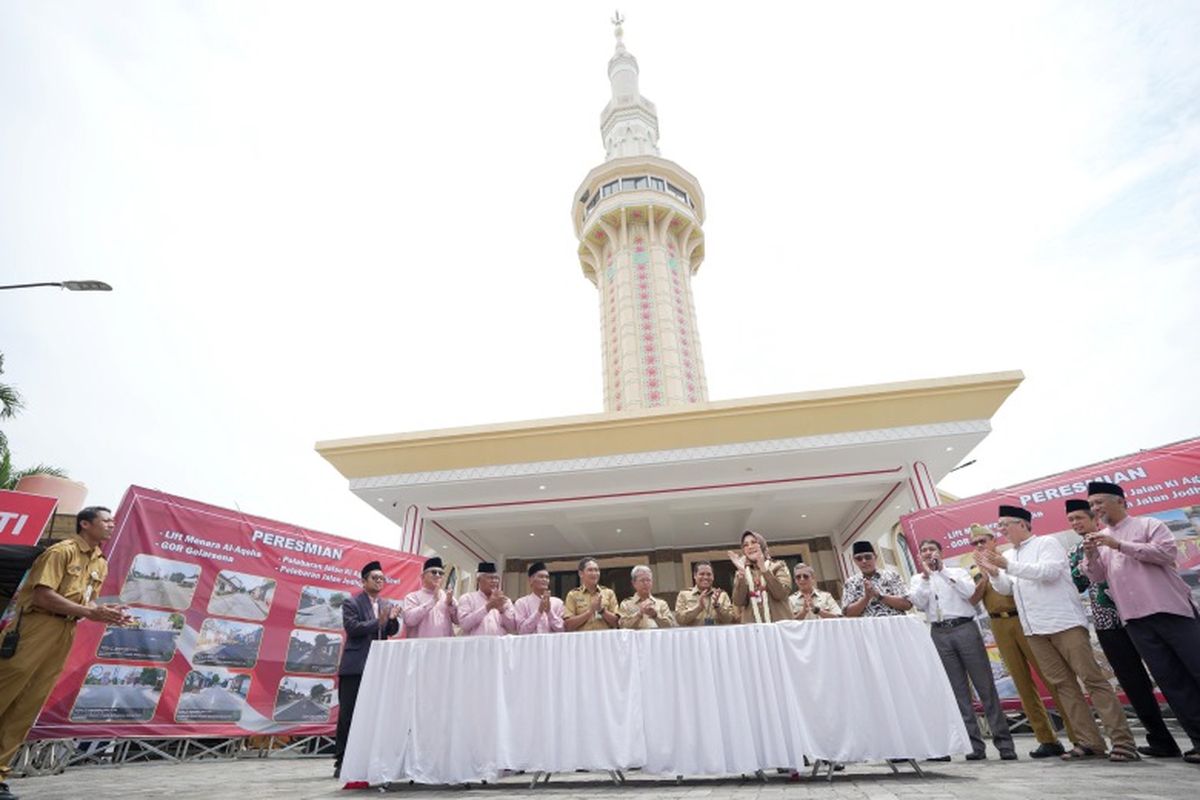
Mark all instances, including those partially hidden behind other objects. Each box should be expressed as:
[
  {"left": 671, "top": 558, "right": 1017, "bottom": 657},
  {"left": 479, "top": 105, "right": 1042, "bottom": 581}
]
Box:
[
  {"left": 29, "top": 486, "right": 422, "bottom": 739},
  {"left": 901, "top": 437, "right": 1200, "bottom": 709},
  {"left": 900, "top": 436, "right": 1200, "bottom": 566},
  {"left": 0, "top": 489, "right": 58, "bottom": 546}
]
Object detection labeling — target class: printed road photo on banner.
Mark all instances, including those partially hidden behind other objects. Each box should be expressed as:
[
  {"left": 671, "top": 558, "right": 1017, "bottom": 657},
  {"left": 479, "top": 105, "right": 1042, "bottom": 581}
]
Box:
[{"left": 28, "top": 485, "right": 424, "bottom": 740}]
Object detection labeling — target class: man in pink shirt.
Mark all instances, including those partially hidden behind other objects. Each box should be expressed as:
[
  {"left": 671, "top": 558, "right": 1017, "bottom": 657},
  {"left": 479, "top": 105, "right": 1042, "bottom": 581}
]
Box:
[
  {"left": 1084, "top": 480, "right": 1200, "bottom": 765},
  {"left": 457, "top": 562, "right": 517, "bottom": 636},
  {"left": 513, "top": 562, "right": 565, "bottom": 634},
  {"left": 402, "top": 557, "right": 458, "bottom": 638}
]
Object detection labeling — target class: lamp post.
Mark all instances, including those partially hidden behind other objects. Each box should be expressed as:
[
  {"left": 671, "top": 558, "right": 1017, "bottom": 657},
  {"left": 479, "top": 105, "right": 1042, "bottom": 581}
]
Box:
[{"left": 0, "top": 280, "right": 113, "bottom": 292}]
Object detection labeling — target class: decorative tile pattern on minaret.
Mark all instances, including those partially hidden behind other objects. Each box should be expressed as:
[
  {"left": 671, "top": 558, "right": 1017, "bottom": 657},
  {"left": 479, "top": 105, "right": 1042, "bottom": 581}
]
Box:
[{"left": 573, "top": 16, "right": 708, "bottom": 412}]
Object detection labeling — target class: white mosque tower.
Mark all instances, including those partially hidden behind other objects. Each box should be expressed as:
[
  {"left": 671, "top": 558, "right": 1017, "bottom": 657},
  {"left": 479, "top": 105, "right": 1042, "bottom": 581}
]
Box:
[{"left": 573, "top": 14, "right": 708, "bottom": 413}]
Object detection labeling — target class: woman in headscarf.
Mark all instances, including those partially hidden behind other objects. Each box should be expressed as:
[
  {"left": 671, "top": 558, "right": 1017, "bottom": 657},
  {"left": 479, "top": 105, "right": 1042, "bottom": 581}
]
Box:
[{"left": 728, "top": 530, "right": 792, "bottom": 624}]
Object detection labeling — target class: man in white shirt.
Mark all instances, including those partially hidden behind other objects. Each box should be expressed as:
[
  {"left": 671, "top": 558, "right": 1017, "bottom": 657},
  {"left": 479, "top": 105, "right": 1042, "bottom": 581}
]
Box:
[
  {"left": 977, "top": 504, "right": 1138, "bottom": 763},
  {"left": 910, "top": 539, "right": 1015, "bottom": 761}
]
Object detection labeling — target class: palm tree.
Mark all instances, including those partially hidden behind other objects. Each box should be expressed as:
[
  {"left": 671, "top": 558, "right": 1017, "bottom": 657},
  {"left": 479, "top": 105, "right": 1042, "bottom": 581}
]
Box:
[
  {"left": 0, "top": 351, "right": 70, "bottom": 489},
  {"left": 1, "top": 449, "right": 69, "bottom": 490},
  {"left": 0, "top": 353, "right": 24, "bottom": 453}
]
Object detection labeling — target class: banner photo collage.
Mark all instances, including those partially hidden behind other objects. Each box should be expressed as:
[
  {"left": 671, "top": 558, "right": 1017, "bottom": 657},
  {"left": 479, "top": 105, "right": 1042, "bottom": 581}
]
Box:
[{"left": 30, "top": 486, "right": 423, "bottom": 739}]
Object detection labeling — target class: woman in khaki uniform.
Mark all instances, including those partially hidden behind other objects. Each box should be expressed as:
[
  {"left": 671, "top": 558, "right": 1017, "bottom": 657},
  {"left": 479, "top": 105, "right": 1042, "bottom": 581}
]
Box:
[{"left": 729, "top": 530, "right": 792, "bottom": 624}]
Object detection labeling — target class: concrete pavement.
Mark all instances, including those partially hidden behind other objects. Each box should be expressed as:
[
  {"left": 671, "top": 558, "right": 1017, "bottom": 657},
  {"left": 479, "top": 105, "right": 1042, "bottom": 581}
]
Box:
[{"left": 8, "top": 750, "right": 1199, "bottom": 800}]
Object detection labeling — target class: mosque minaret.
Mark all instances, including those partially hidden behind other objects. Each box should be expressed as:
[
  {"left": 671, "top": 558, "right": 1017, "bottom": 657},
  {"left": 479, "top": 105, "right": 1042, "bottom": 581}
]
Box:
[{"left": 572, "top": 15, "right": 708, "bottom": 412}]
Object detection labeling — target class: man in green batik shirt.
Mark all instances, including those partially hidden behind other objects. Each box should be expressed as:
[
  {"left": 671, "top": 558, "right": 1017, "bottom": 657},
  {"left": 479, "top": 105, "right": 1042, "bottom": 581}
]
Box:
[{"left": 1065, "top": 499, "right": 1180, "bottom": 758}]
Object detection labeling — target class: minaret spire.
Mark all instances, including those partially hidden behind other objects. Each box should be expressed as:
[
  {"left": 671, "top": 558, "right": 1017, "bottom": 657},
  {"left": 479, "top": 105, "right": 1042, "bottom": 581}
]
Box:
[
  {"left": 572, "top": 15, "right": 708, "bottom": 412},
  {"left": 601, "top": 13, "right": 660, "bottom": 160}
]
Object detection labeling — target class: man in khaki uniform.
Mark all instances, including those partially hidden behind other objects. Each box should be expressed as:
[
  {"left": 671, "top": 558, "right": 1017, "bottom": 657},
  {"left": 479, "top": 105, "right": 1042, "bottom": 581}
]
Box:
[
  {"left": 967, "top": 524, "right": 1074, "bottom": 758},
  {"left": 675, "top": 560, "right": 735, "bottom": 626},
  {"left": 618, "top": 566, "right": 676, "bottom": 629},
  {"left": 0, "top": 506, "right": 129, "bottom": 800},
  {"left": 563, "top": 556, "right": 618, "bottom": 632}
]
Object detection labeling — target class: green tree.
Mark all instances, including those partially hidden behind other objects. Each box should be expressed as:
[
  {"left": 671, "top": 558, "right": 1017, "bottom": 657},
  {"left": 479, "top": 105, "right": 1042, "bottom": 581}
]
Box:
[{"left": 0, "top": 352, "right": 69, "bottom": 489}]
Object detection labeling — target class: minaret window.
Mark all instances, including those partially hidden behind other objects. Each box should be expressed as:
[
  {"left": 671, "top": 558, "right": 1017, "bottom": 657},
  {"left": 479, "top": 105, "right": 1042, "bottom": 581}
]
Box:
[{"left": 583, "top": 175, "right": 692, "bottom": 224}]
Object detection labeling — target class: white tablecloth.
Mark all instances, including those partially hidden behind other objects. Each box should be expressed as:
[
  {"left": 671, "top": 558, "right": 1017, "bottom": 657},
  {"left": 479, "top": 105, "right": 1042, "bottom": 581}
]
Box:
[{"left": 342, "top": 617, "right": 970, "bottom": 785}]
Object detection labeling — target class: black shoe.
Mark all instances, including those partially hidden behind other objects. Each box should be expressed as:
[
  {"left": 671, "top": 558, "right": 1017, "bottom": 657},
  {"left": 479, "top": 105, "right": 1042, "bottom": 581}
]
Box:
[
  {"left": 965, "top": 752, "right": 987, "bottom": 761},
  {"left": 333, "top": 765, "right": 341, "bottom": 779},
  {"left": 1137, "top": 745, "right": 1182, "bottom": 758},
  {"left": 924, "top": 756, "right": 952, "bottom": 762},
  {"left": 1029, "top": 742, "right": 1065, "bottom": 759},
  {"left": 1000, "top": 751, "right": 1018, "bottom": 761},
  {"left": 0, "top": 781, "right": 18, "bottom": 800}
]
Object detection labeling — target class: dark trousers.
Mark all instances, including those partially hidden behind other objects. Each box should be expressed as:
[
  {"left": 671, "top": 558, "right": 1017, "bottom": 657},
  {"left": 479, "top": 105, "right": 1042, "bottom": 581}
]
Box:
[
  {"left": 1126, "top": 612, "right": 1200, "bottom": 750},
  {"left": 334, "top": 673, "right": 363, "bottom": 767},
  {"left": 932, "top": 620, "right": 1014, "bottom": 755},
  {"left": 1096, "top": 625, "right": 1180, "bottom": 754}
]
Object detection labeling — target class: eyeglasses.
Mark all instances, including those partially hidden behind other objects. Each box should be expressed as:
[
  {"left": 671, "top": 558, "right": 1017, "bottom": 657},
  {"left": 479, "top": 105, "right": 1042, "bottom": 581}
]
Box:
[
  {"left": 970, "top": 539, "right": 991, "bottom": 547},
  {"left": 367, "top": 574, "right": 386, "bottom": 582},
  {"left": 426, "top": 569, "right": 444, "bottom": 576}
]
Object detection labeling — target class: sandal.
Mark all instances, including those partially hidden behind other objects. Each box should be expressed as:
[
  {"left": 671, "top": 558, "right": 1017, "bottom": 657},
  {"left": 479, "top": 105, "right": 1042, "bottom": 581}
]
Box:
[
  {"left": 1108, "top": 745, "right": 1141, "bottom": 763},
  {"left": 1060, "top": 745, "right": 1102, "bottom": 761}
]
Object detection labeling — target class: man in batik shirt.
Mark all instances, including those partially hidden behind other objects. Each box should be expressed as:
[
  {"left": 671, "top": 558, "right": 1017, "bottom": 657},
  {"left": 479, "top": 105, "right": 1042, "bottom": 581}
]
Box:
[{"left": 842, "top": 541, "right": 911, "bottom": 617}]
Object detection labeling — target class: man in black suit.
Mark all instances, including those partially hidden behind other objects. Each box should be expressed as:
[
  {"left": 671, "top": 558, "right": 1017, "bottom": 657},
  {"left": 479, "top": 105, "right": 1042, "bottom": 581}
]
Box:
[{"left": 333, "top": 560, "right": 400, "bottom": 778}]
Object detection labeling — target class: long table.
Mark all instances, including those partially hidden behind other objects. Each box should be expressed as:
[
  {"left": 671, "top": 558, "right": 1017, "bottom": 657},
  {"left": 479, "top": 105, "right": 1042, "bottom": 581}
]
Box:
[{"left": 342, "top": 616, "right": 970, "bottom": 785}]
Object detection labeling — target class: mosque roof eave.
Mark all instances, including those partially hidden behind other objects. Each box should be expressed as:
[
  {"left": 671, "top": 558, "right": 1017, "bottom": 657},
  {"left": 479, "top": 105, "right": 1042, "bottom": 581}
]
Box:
[{"left": 315, "top": 370, "right": 1023, "bottom": 482}]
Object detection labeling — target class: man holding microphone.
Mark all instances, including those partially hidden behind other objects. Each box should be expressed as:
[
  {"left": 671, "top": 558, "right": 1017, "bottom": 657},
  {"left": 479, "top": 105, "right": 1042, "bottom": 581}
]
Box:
[{"left": 910, "top": 539, "right": 1015, "bottom": 761}]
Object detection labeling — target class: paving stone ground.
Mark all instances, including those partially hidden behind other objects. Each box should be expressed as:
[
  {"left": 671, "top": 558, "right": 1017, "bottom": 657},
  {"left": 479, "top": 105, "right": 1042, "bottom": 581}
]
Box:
[{"left": 8, "top": 747, "right": 1199, "bottom": 800}]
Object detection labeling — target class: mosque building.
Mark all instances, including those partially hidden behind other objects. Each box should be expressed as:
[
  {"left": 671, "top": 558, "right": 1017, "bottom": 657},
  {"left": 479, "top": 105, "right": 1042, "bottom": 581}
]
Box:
[{"left": 316, "top": 18, "right": 1021, "bottom": 603}]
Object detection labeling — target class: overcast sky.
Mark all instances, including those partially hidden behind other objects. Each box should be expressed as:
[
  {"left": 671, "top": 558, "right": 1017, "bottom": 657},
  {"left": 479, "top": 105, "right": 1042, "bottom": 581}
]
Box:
[{"left": 2, "top": 1, "right": 1197, "bottom": 547}]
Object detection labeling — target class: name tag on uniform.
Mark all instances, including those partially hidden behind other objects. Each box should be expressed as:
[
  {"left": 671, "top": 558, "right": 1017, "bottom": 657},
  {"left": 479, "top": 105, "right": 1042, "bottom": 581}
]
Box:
[{"left": 83, "top": 570, "right": 101, "bottom": 604}]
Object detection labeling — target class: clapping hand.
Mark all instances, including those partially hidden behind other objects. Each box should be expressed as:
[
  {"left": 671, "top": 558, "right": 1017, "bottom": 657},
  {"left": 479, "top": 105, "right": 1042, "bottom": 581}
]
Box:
[
  {"left": 539, "top": 593, "right": 551, "bottom": 614},
  {"left": 487, "top": 590, "right": 508, "bottom": 611},
  {"left": 589, "top": 591, "right": 603, "bottom": 613},
  {"left": 973, "top": 550, "right": 1000, "bottom": 576},
  {"left": 640, "top": 599, "right": 658, "bottom": 619},
  {"left": 727, "top": 550, "right": 746, "bottom": 571},
  {"left": 971, "top": 550, "right": 993, "bottom": 578},
  {"left": 862, "top": 579, "right": 879, "bottom": 600}
]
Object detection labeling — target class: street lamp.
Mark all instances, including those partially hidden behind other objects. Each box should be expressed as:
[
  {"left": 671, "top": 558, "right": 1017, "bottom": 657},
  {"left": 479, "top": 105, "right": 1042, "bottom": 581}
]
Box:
[{"left": 0, "top": 280, "right": 113, "bottom": 292}]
